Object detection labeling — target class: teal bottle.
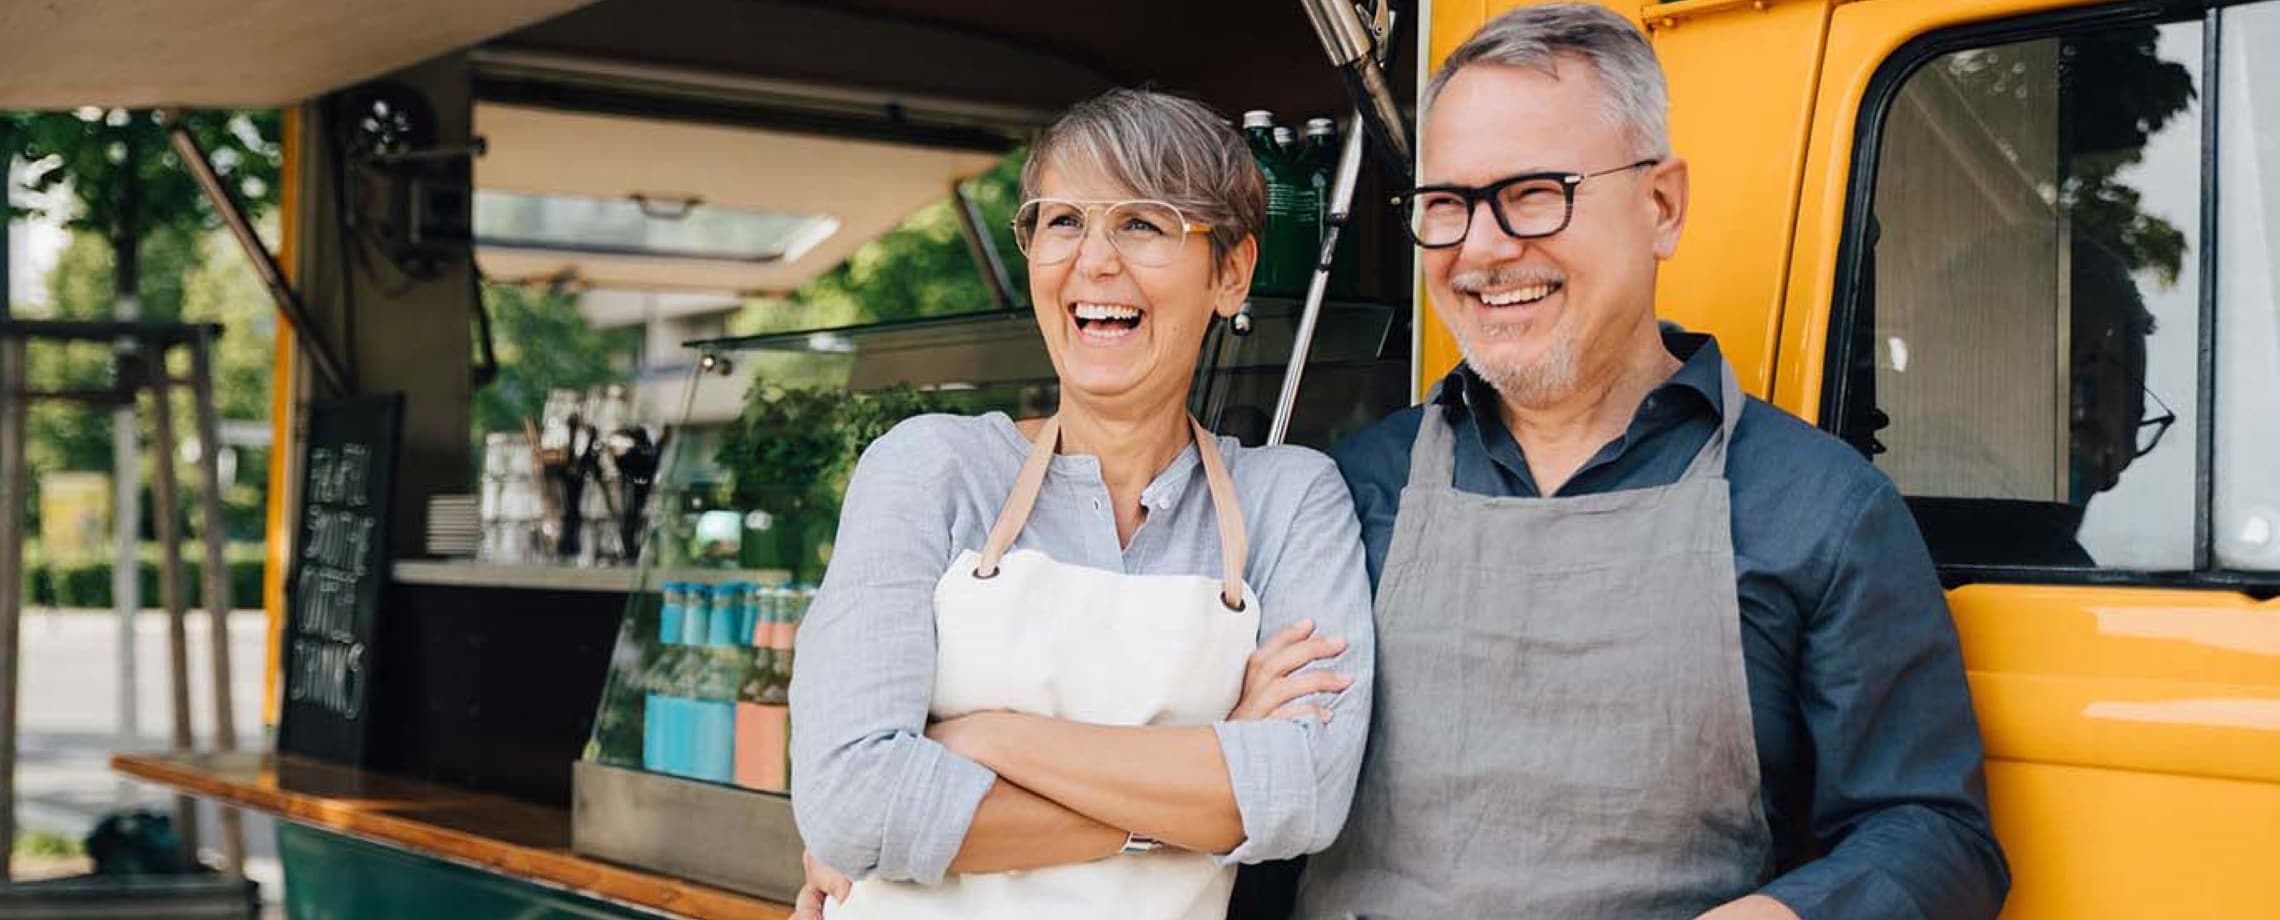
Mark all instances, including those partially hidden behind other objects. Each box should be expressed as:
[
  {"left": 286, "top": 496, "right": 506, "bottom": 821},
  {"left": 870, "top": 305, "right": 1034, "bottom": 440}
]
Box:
[
  {"left": 708, "top": 583, "right": 744, "bottom": 647},
  {"left": 680, "top": 584, "right": 711, "bottom": 647},
  {"left": 658, "top": 582, "right": 686, "bottom": 645}
]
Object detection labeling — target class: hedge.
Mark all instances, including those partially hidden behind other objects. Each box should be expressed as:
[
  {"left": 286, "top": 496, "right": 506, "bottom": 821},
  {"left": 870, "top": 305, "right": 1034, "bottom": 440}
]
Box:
[{"left": 20, "top": 544, "right": 267, "bottom": 610}]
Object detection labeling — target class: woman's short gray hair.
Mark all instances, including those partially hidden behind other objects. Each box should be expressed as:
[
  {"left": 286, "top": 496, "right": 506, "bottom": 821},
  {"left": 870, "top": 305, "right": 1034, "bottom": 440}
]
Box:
[
  {"left": 1020, "top": 88, "right": 1266, "bottom": 277},
  {"left": 1424, "top": 3, "right": 1671, "bottom": 159}
]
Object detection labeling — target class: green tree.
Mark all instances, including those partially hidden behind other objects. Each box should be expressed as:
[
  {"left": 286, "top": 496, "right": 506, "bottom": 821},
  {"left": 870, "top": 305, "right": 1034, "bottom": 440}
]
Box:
[
  {"left": 5, "top": 107, "right": 280, "bottom": 545},
  {"left": 3, "top": 109, "right": 281, "bottom": 317},
  {"left": 1944, "top": 29, "right": 2194, "bottom": 283},
  {"left": 178, "top": 230, "right": 284, "bottom": 539},
  {"left": 470, "top": 283, "right": 641, "bottom": 439},
  {"left": 23, "top": 227, "right": 276, "bottom": 539},
  {"left": 732, "top": 149, "right": 1026, "bottom": 336},
  {"left": 23, "top": 228, "right": 201, "bottom": 473},
  {"left": 2058, "top": 28, "right": 2195, "bottom": 286}
]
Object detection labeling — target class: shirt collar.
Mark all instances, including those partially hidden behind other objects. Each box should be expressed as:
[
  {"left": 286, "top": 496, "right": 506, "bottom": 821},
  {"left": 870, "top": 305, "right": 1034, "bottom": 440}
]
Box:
[
  {"left": 1136, "top": 445, "right": 1204, "bottom": 511},
  {"left": 1431, "top": 324, "right": 1727, "bottom": 491},
  {"left": 1433, "top": 323, "right": 1725, "bottom": 422},
  {"left": 1011, "top": 413, "right": 1205, "bottom": 512}
]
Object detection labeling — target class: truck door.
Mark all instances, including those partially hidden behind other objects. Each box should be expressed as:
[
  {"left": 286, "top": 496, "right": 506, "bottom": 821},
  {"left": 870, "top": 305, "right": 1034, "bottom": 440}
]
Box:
[{"left": 1800, "top": 2, "right": 2280, "bottom": 916}]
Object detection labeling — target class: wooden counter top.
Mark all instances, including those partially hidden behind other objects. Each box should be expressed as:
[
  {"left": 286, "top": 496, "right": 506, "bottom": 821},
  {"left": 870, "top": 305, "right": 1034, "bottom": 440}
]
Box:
[
  {"left": 112, "top": 751, "right": 791, "bottom": 920},
  {"left": 390, "top": 561, "right": 793, "bottom": 594}
]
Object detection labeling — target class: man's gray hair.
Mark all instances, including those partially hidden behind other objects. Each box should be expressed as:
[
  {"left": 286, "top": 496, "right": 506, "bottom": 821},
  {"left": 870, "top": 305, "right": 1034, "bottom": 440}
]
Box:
[
  {"left": 1424, "top": 3, "right": 1671, "bottom": 159},
  {"left": 1021, "top": 88, "right": 1266, "bottom": 276}
]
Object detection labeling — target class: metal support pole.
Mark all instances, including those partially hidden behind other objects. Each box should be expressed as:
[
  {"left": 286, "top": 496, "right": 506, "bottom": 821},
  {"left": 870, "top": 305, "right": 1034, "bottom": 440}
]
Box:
[
  {"left": 114, "top": 304, "right": 143, "bottom": 781},
  {"left": 163, "top": 114, "right": 349, "bottom": 397},
  {"left": 1299, "top": 0, "right": 1413, "bottom": 185},
  {"left": 1267, "top": 113, "right": 1369, "bottom": 446},
  {"left": 0, "top": 334, "right": 30, "bottom": 882},
  {"left": 951, "top": 181, "right": 1020, "bottom": 313},
  {"left": 188, "top": 331, "right": 244, "bottom": 872},
  {"left": 146, "top": 352, "right": 204, "bottom": 868}
]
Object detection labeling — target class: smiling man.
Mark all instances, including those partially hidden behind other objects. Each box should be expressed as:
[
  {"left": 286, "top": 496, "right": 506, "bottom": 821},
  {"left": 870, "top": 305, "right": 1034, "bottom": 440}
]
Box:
[{"left": 1289, "top": 5, "right": 2009, "bottom": 919}]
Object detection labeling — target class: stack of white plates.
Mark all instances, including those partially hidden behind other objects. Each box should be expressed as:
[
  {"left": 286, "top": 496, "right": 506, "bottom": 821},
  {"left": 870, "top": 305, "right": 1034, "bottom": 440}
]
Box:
[{"left": 427, "top": 494, "right": 481, "bottom": 558}]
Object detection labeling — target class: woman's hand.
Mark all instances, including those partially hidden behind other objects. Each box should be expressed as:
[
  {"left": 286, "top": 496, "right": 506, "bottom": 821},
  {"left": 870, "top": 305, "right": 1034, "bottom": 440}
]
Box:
[
  {"left": 926, "top": 712, "right": 1004, "bottom": 767},
  {"left": 790, "top": 849, "right": 854, "bottom": 920},
  {"left": 1230, "top": 618, "right": 1352, "bottom": 724}
]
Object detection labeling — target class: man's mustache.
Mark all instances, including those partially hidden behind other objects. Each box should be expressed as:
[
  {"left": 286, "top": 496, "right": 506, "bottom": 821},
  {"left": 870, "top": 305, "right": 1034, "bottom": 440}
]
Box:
[{"left": 1449, "top": 265, "right": 1566, "bottom": 293}]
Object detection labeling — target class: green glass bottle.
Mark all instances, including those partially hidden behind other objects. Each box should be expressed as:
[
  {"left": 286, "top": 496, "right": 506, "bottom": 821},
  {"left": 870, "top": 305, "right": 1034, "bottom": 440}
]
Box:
[
  {"left": 1241, "top": 110, "right": 1315, "bottom": 296},
  {"left": 1241, "top": 109, "right": 1280, "bottom": 169}
]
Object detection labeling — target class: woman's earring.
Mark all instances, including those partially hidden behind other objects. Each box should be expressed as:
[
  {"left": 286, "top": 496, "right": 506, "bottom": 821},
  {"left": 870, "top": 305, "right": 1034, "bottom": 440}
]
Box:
[{"left": 1229, "top": 301, "right": 1254, "bottom": 336}]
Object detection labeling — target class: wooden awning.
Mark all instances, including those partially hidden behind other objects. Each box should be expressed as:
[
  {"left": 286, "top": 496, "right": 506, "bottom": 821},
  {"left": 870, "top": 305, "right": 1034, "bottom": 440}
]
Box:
[{"left": 0, "top": 0, "right": 597, "bottom": 110}]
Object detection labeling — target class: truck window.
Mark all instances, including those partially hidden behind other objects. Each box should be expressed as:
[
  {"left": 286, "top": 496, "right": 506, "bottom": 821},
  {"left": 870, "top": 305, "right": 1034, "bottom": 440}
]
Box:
[
  {"left": 1840, "top": 19, "right": 2203, "bottom": 571},
  {"left": 1825, "top": 6, "right": 2280, "bottom": 580}
]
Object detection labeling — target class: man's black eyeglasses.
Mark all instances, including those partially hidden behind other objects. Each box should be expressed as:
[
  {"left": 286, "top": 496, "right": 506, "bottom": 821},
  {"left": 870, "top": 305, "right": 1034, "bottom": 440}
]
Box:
[{"left": 1392, "top": 159, "right": 1660, "bottom": 249}]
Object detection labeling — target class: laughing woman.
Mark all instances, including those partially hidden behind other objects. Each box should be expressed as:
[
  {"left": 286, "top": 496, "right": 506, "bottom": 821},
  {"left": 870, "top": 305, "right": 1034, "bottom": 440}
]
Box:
[{"left": 785, "top": 88, "right": 1375, "bottom": 920}]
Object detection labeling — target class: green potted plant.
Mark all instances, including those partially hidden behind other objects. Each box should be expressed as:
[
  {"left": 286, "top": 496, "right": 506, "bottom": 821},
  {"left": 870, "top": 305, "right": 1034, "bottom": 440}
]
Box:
[
  {"left": 716, "top": 383, "right": 946, "bottom": 581},
  {"left": 717, "top": 385, "right": 846, "bottom": 580}
]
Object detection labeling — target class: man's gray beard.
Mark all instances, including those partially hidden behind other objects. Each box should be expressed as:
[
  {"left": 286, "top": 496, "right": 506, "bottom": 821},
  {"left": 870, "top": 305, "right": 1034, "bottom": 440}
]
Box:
[{"left": 1457, "top": 324, "right": 1581, "bottom": 408}]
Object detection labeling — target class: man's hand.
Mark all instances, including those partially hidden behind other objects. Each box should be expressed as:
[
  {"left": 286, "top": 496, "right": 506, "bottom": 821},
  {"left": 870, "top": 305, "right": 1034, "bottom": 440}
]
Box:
[
  {"left": 1231, "top": 618, "right": 1352, "bottom": 723},
  {"left": 790, "top": 849, "right": 853, "bottom": 920},
  {"left": 1695, "top": 894, "right": 1802, "bottom": 920}
]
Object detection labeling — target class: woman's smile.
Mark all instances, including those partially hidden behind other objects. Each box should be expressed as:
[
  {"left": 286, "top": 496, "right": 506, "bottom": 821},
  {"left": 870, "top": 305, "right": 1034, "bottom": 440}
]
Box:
[{"left": 1069, "top": 300, "right": 1149, "bottom": 347}]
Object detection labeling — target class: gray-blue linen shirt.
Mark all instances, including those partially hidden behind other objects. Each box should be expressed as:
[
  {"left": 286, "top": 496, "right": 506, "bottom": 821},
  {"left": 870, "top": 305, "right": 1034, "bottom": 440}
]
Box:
[{"left": 789, "top": 413, "right": 1375, "bottom": 885}]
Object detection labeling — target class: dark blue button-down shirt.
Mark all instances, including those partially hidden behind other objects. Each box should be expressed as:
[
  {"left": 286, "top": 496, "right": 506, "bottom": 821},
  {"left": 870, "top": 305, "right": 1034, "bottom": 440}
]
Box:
[{"left": 1321, "top": 330, "right": 2009, "bottom": 920}]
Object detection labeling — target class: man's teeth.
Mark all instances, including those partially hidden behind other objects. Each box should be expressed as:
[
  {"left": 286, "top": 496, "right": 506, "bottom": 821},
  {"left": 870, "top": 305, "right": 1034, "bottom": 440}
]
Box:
[
  {"left": 1073, "top": 303, "right": 1142, "bottom": 321},
  {"left": 1478, "top": 283, "right": 1558, "bottom": 307}
]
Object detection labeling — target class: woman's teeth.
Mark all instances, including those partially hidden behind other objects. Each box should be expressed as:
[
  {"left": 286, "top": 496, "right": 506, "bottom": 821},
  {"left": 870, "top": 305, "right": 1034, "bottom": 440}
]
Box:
[
  {"left": 1477, "top": 283, "right": 1559, "bottom": 307},
  {"left": 1072, "top": 302, "right": 1143, "bottom": 336}
]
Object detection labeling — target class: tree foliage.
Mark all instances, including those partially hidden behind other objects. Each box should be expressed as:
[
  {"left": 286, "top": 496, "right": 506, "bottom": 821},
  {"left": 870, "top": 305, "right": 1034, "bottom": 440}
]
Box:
[
  {"left": 2057, "top": 28, "right": 2195, "bottom": 286},
  {"left": 2, "top": 110, "right": 280, "bottom": 242},
  {"left": 469, "top": 283, "right": 642, "bottom": 439},
  {"left": 20, "top": 228, "right": 280, "bottom": 539},
  {"left": 1944, "top": 28, "right": 2195, "bottom": 285},
  {"left": 714, "top": 383, "right": 947, "bottom": 518},
  {"left": 5, "top": 107, "right": 283, "bottom": 542},
  {"left": 732, "top": 149, "right": 1027, "bottom": 335}
]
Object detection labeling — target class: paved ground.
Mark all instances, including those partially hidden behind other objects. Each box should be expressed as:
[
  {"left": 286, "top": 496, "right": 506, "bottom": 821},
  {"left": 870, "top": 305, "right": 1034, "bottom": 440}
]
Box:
[{"left": 13, "top": 608, "right": 281, "bottom": 908}]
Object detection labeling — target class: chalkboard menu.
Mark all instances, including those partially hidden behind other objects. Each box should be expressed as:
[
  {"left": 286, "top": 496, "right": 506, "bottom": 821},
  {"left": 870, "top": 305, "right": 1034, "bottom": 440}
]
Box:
[{"left": 279, "top": 394, "right": 404, "bottom": 766}]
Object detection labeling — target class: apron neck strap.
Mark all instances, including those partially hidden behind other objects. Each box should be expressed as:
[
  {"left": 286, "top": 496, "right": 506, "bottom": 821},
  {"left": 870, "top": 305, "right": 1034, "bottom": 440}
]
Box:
[
  {"left": 1412, "top": 359, "right": 1746, "bottom": 490},
  {"left": 1192, "top": 418, "right": 1250, "bottom": 610},
  {"left": 975, "top": 416, "right": 1249, "bottom": 610},
  {"left": 1677, "top": 358, "right": 1746, "bottom": 481},
  {"left": 975, "top": 415, "right": 1063, "bottom": 578},
  {"left": 1408, "top": 392, "right": 1459, "bottom": 491}
]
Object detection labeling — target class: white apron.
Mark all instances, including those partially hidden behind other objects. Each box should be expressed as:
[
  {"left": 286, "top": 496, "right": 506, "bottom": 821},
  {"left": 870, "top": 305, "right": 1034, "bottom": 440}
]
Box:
[{"left": 827, "top": 416, "right": 1262, "bottom": 920}]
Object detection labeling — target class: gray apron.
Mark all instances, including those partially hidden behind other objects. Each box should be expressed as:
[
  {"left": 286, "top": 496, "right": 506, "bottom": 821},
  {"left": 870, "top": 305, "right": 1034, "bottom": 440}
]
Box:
[{"left": 1297, "top": 361, "right": 1772, "bottom": 920}]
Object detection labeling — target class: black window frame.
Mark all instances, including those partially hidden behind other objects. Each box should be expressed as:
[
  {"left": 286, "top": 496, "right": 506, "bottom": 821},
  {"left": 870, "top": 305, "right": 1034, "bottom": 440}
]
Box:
[{"left": 1822, "top": 0, "right": 2280, "bottom": 594}]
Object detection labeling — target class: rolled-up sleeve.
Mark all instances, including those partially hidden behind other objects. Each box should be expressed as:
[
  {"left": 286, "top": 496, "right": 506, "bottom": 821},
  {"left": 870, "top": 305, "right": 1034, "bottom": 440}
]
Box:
[
  {"left": 1212, "top": 457, "right": 1376, "bottom": 864},
  {"left": 1758, "top": 480, "right": 2010, "bottom": 919},
  {"left": 789, "top": 418, "right": 998, "bottom": 884}
]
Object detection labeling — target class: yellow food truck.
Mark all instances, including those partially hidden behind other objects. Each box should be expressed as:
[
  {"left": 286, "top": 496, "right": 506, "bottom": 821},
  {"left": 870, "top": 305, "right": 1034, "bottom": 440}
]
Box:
[{"left": 0, "top": 0, "right": 2271, "bottom": 917}]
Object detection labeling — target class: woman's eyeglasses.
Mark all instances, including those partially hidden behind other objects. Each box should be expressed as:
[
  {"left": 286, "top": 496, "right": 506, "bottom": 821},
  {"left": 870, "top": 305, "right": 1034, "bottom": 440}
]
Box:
[{"left": 1011, "top": 198, "right": 1211, "bottom": 267}]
